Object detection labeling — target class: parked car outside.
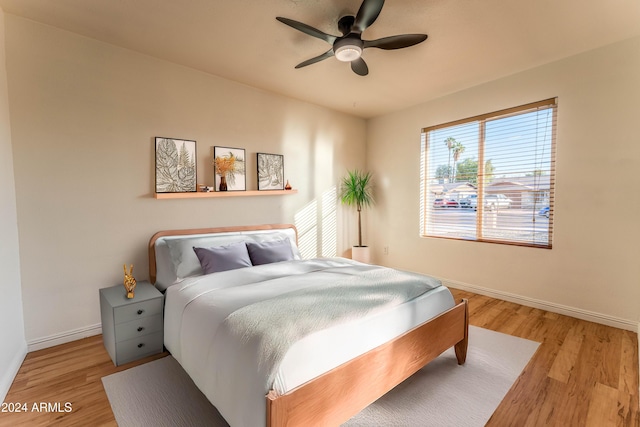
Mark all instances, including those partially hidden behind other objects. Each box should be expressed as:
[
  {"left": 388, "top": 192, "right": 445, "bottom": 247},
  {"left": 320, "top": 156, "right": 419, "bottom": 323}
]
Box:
[
  {"left": 433, "top": 198, "right": 459, "bottom": 208},
  {"left": 450, "top": 194, "right": 512, "bottom": 210},
  {"left": 460, "top": 195, "right": 477, "bottom": 209},
  {"left": 484, "top": 194, "right": 512, "bottom": 209},
  {"left": 538, "top": 206, "right": 550, "bottom": 218}
]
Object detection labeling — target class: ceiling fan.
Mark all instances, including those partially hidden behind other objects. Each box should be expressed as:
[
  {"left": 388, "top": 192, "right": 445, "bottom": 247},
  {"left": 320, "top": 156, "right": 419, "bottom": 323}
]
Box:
[{"left": 276, "top": 0, "right": 428, "bottom": 76}]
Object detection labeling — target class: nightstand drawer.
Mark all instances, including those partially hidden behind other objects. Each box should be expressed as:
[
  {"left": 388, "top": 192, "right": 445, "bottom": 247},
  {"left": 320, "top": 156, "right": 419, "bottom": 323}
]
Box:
[
  {"left": 115, "top": 314, "right": 163, "bottom": 342},
  {"left": 115, "top": 331, "right": 163, "bottom": 365},
  {"left": 113, "top": 298, "right": 162, "bottom": 324}
]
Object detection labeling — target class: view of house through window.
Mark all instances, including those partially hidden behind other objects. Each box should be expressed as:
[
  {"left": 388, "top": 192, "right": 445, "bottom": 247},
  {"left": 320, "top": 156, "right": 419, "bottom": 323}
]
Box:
[{"left": 420, "top": 99, "right": 557, "bottom": 248}]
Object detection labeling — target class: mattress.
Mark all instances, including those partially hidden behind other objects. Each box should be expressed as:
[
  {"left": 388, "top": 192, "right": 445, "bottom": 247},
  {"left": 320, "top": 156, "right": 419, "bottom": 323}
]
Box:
[{"left": 163, "top": 258, "right": 455, "bottom": 427}]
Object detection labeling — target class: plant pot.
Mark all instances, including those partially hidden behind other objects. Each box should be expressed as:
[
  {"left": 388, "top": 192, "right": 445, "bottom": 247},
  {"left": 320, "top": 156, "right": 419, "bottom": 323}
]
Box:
[{"left": 351, "top": 246, "right": 371, "bottom": 264}]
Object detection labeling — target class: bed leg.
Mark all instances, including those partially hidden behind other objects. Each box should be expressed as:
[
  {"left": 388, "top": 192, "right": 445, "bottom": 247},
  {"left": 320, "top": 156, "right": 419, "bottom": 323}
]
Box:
[{"left": 454, "top": 298, "right": 469, "bottom": 365}]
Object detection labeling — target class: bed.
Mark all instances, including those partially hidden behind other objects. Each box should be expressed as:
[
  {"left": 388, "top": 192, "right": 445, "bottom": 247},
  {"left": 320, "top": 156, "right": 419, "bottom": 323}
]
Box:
[{"left": 148, "top": 224, "right": 468, "bottom": 427}]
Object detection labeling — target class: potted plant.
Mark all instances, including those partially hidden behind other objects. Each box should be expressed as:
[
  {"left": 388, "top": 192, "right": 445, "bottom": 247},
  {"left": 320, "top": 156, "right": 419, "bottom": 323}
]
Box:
[{"left": 340, "top": 170, "right": 374, "bottom": 263}]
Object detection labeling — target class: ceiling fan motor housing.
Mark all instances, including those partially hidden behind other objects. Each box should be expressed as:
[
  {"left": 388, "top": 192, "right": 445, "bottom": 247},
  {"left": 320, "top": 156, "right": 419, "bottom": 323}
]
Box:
[{"left": 333, "top": 35, "right": 364, "bottom": 62}]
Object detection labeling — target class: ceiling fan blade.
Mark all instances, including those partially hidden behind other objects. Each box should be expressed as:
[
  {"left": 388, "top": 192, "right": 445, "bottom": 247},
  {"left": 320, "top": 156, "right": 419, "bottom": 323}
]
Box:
[
  {"left": 276, "top": 17, "right": 337, "bottom": 44},
  {"left": 353, "top": 0, "right": 385, "bottom": 33},
  {"left": 364, "top": 34, "right": 428, "bottom": 50},
  {"left": 295, "top": 49, "right": 335, "bottom": 68},
  {"left": 350, "top": 57, "right": 369, "bottom": 76}
]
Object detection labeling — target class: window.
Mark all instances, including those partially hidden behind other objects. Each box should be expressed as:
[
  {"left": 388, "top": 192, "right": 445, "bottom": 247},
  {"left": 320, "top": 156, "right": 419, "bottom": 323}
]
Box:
[{"left": 420, "top": 98, "right": 557, "bottom": 248}]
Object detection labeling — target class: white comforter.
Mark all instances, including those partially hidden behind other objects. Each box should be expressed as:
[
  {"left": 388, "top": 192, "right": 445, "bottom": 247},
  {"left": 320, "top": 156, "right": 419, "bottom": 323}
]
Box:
[{"left": 164, "top": 258, "right": 454, "bottom": 427}]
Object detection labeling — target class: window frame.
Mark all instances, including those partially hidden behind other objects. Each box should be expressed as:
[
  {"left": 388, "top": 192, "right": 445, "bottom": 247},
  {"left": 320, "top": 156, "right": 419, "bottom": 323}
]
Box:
[{"left": 420, "top": 98, "right": 557, "bottom": 249}]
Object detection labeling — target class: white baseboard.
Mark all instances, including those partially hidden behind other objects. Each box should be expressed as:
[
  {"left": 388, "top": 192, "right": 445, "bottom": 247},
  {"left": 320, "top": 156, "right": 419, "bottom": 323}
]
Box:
[
  {"left": 0, "top": 340, "right": 27, "bottom": 403},
  {"left": 443, "top": 278, "right": 638, "bottom": 332},
  {"left": 27, "top": 323, "right": 102, "bottom": 352}
]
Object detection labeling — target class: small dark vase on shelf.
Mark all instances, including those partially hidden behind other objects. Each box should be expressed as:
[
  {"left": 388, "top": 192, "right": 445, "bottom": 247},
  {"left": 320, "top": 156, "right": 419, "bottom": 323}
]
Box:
[
  {"left": 219, "top": 175, "right": 228, "bottom": 191},
  {"left": 285, "top": 180, "right": 292, "bottom": 190}
]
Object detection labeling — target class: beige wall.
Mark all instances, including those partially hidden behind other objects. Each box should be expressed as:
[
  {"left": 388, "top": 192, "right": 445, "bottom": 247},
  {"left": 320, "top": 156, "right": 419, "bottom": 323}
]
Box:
[
  {"left": 5, "top": 11, "right": 639, "bottom": 350},
  {"left": 367, "top": 36, "right": 640, "bottom": 327},
  {"left": 0, "top": 7, "right": 26, "bottom": 400},
  {"left": 5, "top": 15, "right": 366, "bottom": 344}
]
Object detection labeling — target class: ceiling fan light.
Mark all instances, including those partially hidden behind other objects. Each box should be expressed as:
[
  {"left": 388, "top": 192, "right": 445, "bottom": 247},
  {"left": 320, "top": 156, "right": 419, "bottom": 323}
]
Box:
[{"left": 334, "top": 44, "right": 362, "bottom": 62}]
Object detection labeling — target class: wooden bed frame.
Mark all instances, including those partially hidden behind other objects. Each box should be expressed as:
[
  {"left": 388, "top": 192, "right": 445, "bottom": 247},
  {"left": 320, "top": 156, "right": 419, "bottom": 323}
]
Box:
[{"left": 148, "top": 224, "right": 469, "bottom": 427}]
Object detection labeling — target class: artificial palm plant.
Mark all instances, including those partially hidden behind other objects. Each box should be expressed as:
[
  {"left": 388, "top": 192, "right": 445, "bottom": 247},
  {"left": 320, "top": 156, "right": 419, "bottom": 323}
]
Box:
[{"left": 340, "top": 170, "right": 374, "bottom": 247}]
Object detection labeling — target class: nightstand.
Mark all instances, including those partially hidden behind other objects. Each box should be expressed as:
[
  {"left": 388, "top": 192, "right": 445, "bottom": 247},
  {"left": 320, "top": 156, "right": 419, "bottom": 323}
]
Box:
[{"left": 99, "top": 281, "right": 164, "bottom": 366}]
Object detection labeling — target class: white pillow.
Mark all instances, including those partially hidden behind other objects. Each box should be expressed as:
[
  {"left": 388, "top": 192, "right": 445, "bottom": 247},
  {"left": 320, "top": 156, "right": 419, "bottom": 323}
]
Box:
[{"left": 156, "top": 229, "right": 302, "bottom": 290}]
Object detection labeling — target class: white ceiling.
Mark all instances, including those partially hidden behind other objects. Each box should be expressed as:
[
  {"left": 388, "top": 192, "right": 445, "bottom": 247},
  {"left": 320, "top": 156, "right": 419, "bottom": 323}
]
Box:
[{"left": 1, "top": 0, "right": 639, "bottom": 118}]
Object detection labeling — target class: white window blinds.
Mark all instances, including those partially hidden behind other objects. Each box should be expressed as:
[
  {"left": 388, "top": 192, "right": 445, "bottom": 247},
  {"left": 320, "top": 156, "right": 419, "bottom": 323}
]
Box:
[{"left": 420, "top": 98, "right": 557, "bottom": 248}]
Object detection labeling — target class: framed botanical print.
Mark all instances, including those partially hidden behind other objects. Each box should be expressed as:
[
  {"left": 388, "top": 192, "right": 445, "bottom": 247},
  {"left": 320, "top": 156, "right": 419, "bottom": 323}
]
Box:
[
  {"left": 214, "top": 146, "right": 246, "bottom": 191},
  {"left": 155, "top": 137, "right": 197, "bottom": 193},
  {"left": 257, "top": 153, "right": 284, "bottom": 190}
]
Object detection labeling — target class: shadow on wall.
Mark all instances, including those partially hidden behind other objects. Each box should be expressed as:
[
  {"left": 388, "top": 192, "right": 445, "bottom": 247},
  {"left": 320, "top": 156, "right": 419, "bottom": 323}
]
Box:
[{"left": 295, "top": 186, "right": 337, "bottom": 259}]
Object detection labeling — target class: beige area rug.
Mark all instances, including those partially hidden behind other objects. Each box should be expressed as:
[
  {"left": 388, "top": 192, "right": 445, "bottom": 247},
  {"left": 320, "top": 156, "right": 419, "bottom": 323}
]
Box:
[{"left": 102, "top": 326, "right": 539, "bottom": 427}]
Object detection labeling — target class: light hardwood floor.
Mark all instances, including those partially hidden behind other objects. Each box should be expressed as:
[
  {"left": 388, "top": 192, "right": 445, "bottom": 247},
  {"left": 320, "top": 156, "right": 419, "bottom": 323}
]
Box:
[{"left": 1, "top": 288, "right": 637, "bottom": 426}]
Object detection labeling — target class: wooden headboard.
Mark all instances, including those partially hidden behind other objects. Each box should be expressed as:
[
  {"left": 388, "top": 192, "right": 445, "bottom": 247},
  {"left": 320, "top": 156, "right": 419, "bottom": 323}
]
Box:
[{"left": 148, "top": 224, "right": 298, "bottom": 284}]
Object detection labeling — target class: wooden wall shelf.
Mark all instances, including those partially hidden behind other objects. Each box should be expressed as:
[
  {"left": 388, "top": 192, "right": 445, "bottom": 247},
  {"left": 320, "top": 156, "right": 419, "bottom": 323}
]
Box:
[{"left": 154, "top": 189, "right": 298, "bottom": 199}]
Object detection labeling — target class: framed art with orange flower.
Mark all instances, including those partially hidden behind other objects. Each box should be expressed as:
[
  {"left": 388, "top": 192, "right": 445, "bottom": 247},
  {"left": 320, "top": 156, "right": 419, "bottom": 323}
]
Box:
[{"left": 213, "top": 146, "right": 246, "bottom": 192}]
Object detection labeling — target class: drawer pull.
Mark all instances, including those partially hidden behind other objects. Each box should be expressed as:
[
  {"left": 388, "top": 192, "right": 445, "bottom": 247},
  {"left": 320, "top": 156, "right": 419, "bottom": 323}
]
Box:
[
  {"left": 137, "top": 309, "right": 144, "bottom": 315},
  {"left": 137, "top": 343, "right": 145, "bottom": 348},
  {"left": 137, "top": 326, "right": 144, "bottom": 332}
]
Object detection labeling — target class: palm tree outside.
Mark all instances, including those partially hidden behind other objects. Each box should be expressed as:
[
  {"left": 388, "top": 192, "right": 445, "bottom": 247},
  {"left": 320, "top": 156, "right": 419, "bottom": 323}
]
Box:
[
  {"left": 444, "top": 137, "right": 456, "bottom": 183},
  {"left": 452, "top": 141, "right": 466, "bottom": 182}
]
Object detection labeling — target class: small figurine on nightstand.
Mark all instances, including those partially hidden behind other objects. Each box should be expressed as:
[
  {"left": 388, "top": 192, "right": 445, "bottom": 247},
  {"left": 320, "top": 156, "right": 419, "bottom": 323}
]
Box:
[{"left": 123, "top": 264, "right": 137, "bottom": 299}]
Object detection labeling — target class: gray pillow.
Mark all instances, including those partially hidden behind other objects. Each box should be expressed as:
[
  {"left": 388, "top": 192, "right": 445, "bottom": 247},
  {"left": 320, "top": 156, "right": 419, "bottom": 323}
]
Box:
[
  {"left": 193, "top": 242, "right": 252, "bottom": 274},
  {"left": 167, "top": 234, "right": 245, "bottom": 279},
  {"left": 246, "top": 238, "right": 294, "bottom": 266}
]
